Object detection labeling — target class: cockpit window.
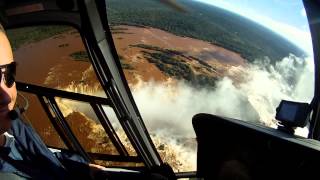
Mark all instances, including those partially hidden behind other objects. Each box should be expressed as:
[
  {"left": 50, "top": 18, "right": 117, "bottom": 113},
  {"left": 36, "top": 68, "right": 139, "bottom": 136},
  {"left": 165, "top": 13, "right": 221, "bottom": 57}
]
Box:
[
  {"left": 106, "top": 0, "right": 314, "bottom": 172},
  {"left": 7, "top": 25, "right": 142, "bottom": 167},
  {"left": 54, "top": 98, "right": 119, "bottom": 155},
  {"left": 17, "top": 92, "right": 67, "bottom": 149},
  {"left": 7, "top": 25, "right": 105, "bottom": 97}
]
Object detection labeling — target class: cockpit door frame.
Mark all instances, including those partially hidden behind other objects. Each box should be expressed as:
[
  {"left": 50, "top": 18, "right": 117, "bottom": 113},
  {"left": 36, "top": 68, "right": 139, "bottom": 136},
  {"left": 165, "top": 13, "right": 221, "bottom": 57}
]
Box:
[
  {"left": 303, "top": 0, "right": 320, "bottom": 140},
  {"left": 77, "top": 0, "right": 163, "bottom": 168}
]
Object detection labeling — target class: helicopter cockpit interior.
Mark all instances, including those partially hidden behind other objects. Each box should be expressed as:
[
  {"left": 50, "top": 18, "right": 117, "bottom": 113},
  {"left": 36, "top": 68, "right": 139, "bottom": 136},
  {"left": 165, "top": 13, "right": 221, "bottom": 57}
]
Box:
[{"left": 0, "top": 0, "right": 319, "bottom": 180}]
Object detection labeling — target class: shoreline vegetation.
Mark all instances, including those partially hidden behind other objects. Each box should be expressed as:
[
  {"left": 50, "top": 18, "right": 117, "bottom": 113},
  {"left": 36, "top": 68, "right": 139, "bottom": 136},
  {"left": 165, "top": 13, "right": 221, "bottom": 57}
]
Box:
[
  {"left": 130, "top": 44, "right": 218, "bottom": 88},
  {"left": 106, "top": 0, "right": 305, "bottom": 63},
  {"left": 7, "top": 25, "right": 72, "bottom": 50}
]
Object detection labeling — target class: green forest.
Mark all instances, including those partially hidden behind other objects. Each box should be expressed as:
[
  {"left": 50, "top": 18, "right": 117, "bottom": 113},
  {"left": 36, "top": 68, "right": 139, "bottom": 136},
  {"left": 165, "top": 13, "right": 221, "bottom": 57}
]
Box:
[
  {"left": 7, "top": 25, "right": 71, "bottom": 50},
  {"left": 131, "top": 44, "right": 218, "bottom": 88},
  {"left": 105, "top": 0, "right": 305, "bottom": 63}
]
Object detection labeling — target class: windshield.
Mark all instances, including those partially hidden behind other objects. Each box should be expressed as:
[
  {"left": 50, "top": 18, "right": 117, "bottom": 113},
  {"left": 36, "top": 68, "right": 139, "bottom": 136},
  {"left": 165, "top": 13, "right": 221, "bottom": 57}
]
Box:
[
  {"left": 106, "top": 0, "right": 314, "bottom": 172},
  {"left": 7, "top": 24, "right": 142, "bottom": 167}
]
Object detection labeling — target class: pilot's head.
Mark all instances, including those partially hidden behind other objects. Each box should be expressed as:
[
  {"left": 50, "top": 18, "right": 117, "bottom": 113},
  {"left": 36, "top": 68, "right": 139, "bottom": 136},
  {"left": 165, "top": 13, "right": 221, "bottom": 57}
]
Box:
[{"left": 0, "top": 24, "right": 17, "bottom": 135}]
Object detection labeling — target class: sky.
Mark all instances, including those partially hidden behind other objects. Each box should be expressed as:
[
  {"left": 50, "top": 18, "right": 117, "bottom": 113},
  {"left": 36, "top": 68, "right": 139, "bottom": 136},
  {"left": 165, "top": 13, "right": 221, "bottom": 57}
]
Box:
[{"left": 195, "top": 0, "right": 313, "bottom": 56}]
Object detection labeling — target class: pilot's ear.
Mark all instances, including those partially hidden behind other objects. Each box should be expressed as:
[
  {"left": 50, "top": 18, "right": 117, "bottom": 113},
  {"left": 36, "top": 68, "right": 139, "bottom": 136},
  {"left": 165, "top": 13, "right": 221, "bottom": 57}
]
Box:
[{"left": 0, "top": 21, "right": 6, "bottom": 34}]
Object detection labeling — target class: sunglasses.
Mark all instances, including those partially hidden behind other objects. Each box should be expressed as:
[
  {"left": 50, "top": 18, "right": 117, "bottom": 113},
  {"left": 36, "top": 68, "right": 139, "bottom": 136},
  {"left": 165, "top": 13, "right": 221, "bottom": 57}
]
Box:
[{"left": 0, "top": 62, "right": 16, "bottom": 88}]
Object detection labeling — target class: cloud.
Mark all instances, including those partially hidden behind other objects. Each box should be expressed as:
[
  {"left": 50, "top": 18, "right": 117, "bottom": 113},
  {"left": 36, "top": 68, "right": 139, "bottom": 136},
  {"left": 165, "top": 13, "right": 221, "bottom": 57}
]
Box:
[
  {"left": 128, "top": 55, "right": 313, "bottom": 138},
  {"left": 301, "top": 8, "right": 307, "bottom": 17},
  {"left": 59, "top": 55, "right": 313, "bottom": 171},
  {"left": 101, "top": 55, "right": 311, "bottom": 170}
]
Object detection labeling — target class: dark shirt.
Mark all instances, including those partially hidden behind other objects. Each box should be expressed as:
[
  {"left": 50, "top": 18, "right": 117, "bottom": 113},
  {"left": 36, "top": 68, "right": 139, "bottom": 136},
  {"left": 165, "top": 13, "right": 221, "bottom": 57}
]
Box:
[
  {"left": 0, "top": 109, "right": 90, "bottom": 179},
  {"left": 0, "top": 133, "right": 29, "bottom": 179}
]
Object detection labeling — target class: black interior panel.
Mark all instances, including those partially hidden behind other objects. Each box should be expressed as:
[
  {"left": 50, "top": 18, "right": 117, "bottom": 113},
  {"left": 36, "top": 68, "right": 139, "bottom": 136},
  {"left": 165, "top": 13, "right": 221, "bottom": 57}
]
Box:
[{"left": 193, "top": 113, "right": 320, "bottom": 180}]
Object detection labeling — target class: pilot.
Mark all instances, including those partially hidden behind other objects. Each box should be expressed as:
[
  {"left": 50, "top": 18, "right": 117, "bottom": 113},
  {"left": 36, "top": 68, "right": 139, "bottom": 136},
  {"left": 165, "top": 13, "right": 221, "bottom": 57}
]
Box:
[{"left": 0, "top": 24, "right": 107, "bottom": 179}]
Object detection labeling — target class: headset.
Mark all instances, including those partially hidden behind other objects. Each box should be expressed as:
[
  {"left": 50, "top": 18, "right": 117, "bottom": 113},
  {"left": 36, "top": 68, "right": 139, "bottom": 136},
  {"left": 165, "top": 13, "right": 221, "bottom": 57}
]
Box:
[{"left": 8, "top": 92, "right": 29, "bottom": 120}]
